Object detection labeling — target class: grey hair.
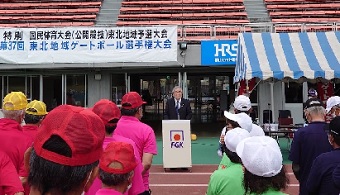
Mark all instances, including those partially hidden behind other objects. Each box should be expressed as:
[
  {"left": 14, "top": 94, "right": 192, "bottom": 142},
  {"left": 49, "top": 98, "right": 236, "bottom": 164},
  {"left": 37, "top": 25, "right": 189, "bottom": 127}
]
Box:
[
  {"left": 2, "top": 109, "right": 25, "bottom": 121},
  {"left": 306, "top": 106, "right": 326, "bottom": 116},
  {"left": 172, "top": 86, "right": 182, "bottom": 93}
]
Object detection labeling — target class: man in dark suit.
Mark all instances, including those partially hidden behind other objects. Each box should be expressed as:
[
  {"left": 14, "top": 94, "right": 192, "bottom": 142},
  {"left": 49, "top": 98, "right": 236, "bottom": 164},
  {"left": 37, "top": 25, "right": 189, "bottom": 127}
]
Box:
[{"left": 164, "top": 86, "right": 192, "bottom": 120}]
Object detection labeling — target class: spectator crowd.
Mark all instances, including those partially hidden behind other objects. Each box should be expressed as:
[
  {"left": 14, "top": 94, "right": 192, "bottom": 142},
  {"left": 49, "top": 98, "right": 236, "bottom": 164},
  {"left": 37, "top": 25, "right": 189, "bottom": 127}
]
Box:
[
  {"left": 1, "top": 88, "right": 340, "bottom": 195},
  {"left": 0, "top": 91, "right": 156, "bottom": 195}
]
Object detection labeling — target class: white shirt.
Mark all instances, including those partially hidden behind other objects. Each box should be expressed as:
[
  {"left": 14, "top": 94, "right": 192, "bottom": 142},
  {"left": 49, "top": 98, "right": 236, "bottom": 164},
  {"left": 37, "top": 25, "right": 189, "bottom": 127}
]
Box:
[{"left": 175, "top": 99, "right": 181, "bottom": 108}]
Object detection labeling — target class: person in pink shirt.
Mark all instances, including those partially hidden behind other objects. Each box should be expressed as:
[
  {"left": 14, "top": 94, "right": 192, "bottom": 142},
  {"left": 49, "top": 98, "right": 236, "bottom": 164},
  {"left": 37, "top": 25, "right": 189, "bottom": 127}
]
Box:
[
  {"left": 22, "top": 100, "right": 48, "bottom": 141},
  {"left": 0, "top": 151, "right": 24, "bottom": 195},
  {"left": 87, "top": 99, "right": 144, "bottom": 195},
  {"left": 114, "top": 92, "right": 158, "bottom": 195},
  {"left": 0, "top": 92, "right": 31, "bottom": 191},
  {"left": 96, "top": 142, "right": 138, "bottom": 195}
]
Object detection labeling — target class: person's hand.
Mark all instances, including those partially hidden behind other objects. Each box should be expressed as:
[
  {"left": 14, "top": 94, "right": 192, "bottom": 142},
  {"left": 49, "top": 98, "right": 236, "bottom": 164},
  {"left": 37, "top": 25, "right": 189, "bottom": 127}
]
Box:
[
  {"left": 220, "top": 135, "right": 225, "bottom": 144},
  {"left": 19, "top": 176, "right": 27, "bottom": 185}
]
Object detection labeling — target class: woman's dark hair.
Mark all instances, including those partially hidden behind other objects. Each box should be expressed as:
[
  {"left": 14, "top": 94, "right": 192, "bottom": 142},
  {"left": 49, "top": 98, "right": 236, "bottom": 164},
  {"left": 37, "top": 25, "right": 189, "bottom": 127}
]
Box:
[
  {"left": 99, "top": 169, "right": 131, "bottom": 186},
  {"left": 222, "top": 147, "right": 242, "bottom": 164},
  {"left": 24, "top": 113, "right": 43, "bottom": 124},
  {"left": 244, "top": 165, "right": 289, "bottom": 194},
  {"left": 226, "top": 119, "right": 241, "bottom": 129},
  {"left": 234, "top": 109, "right": 250, "bottom": 115},
  {"left": 105, "top": 118, "right": 119, "bottom": 134},
  {"left": 121, "top": 107, "right": 140, "bottom": 116},
  {"left": 28, "top": 135, "right": 98, "bottom": 194}
]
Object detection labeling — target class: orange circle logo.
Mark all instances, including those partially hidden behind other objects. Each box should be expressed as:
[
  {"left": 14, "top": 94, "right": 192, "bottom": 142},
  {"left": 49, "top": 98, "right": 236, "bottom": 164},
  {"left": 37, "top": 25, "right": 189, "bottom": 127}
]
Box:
[{"left": 173, "top": 134, "right": 181, "bottom": 141}]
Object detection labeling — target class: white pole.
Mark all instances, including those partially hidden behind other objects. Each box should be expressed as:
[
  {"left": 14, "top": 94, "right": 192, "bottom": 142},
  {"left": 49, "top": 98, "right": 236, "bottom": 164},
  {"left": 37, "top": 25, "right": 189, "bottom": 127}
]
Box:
[
  {"left": 39, "top": 75, "right": 43, "bottom": 101},
  {"left": 62, "top": 74, "right": 66, "bottom": 104},
  {"left": 183, "top": 72, "right": 188, "bottom": 99},
  {"left": 178, "top": 72, "right": 182, "bottom": 88},
  {"left": 84, "top": 75, "right": 87, "bottom": 108},
  {"left": 270, "top": 82, "right": 275, "bottom": 123}
]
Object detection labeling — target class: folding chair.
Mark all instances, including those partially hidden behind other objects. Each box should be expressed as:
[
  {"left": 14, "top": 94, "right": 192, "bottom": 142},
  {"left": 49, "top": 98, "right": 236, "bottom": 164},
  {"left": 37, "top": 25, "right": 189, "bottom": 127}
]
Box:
[
  {"left": 263, "top": 110, "right": 273, "bottom": 124},
  {"left": 278, "top": 117, "right": 294, "bottom": 150},
  {"left": 279, "top": 110, "right": 291, "bottom": 118}
]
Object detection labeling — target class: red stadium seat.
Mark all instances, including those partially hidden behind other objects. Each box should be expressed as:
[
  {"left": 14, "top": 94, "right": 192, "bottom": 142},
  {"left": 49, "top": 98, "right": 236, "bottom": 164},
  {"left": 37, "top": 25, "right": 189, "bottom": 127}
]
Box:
[
  {"left": 118, "top": 0, "right": 250, "bottom": 42},
  {"left": 117, "top": 19, "right": 249, "bottom": 26},
  {"left": 267, "top": 3, "right": 340, "bottom": 10},
  {"left": 120, "top": 5, "right": 246, "bottom": 13},
  {"left": 0, "top": 2, "right": 101, "bottom": 9},
  {"left": 118, "top": 12, "right": 247, "bottom": 19},
  {"left": 0, "top": 8, "right": 100, "bottom": 15},
  {"left": 0, "top": 22, "right": 94, "bottom": 28},
  {"left": 265, "top": 0, "right": 340, "bottom": 24},
  {"left": 0, "top": 15, "right": 97, "bottom": 21},
  {"left": 275, "top": 25, "right": 338, "bottom": 32},
  {"left": 122, "top": 0, "right": 244, "bottom": 6},
  {"left": 0, "top": 1, "right": 101, "bottom": 27}
]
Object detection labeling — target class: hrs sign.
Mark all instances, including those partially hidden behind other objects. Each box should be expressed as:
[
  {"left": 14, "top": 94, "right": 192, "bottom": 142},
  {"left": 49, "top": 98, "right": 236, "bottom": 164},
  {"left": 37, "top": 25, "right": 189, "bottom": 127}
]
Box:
[{"left": 201, "top": 40, "right": 238, "bottom": 66}]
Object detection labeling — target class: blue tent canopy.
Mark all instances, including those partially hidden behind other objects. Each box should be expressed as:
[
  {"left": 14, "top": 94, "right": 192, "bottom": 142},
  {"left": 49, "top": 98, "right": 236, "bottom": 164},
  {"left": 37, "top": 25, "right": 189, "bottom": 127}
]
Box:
[{"left": 234, "top": 32, "right": 340, "bottom": 83}]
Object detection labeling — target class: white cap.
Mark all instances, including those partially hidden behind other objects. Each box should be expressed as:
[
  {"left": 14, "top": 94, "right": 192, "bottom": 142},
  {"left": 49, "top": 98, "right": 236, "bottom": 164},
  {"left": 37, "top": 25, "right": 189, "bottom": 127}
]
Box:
[
  {"left": 234, "top": 95, "right": 251, "bottom": 111},
  {"left": 250, "top": 124, "right": 265, "bottom": 137},
  {"left": 224, "top": 111, "right": 253, "bottom": 132},
  {"left": 236, "top": 136, "right": 283, "bottom": 177},
  {"left": 224, "top": 127, "right": 250, "bottom": 152},
  {"left": 326, "top": 96, "right": 340, "bottom": 113}
]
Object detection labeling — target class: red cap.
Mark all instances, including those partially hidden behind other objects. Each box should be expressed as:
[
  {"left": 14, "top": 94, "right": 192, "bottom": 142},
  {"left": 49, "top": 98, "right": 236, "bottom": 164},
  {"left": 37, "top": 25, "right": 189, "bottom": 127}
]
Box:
[
  {"left": 121, "top": 92, "right": 146, "bottom": 109},
  {"left": 99, "top": 142, "right": 137, "bottom": 174},
  {"left": 33, "top": 105, "right": 105, "bottom": 166},
  {"left": 92, "top": 99, "right": 120, "bottom": 125}
]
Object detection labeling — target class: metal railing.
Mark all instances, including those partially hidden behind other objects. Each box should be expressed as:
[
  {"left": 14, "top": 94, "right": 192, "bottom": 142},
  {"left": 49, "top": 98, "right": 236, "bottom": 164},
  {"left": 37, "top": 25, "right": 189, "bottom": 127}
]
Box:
[
  {"left": 176, "top": 22, "right": 340, "bottom": 41},
  {"left": 95, "top": 21, "right": 339, "bottom": 41}
]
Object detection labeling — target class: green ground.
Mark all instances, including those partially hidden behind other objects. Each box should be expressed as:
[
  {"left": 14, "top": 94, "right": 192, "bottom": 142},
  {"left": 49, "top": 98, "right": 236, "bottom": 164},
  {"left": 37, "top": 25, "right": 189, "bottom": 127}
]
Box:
[{"left": 153, "top": 137, "right": 292, "bottom": 165}]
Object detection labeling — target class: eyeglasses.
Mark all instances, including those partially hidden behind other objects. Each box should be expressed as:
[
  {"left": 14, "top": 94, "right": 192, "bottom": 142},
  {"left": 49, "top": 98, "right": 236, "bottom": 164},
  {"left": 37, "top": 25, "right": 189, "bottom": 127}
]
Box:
[{"left": 174, "top": 91, "right": 182, "bottom": 93}]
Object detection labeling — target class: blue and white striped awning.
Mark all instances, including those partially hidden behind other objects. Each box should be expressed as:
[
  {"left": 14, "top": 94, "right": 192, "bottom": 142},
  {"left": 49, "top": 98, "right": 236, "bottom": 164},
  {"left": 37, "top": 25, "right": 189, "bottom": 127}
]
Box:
[{"left": 234, "top": 32, "right": 340, "bottom": 83}]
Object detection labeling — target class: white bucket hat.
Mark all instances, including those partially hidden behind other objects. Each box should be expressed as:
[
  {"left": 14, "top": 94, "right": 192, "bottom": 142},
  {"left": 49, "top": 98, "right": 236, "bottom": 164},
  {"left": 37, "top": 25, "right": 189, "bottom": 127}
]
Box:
[
  {"left": 224, "top": 127, "right": 250, "bottom": 152},
  {"left": 236, "top": 136, "right": 283, "bottom": 177},
  {"left": 325, "top": 96, "right": 340, "bottom": 113},
  {"left": 224, "top": 111, "right": 253, "bottom": 132}
]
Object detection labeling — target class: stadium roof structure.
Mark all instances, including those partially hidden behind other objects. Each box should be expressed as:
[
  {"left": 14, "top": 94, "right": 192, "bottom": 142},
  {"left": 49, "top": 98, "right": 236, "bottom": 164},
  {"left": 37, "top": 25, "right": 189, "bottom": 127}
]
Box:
[{"left": 234, "top": 31, "right": 340, "bottom": 83}]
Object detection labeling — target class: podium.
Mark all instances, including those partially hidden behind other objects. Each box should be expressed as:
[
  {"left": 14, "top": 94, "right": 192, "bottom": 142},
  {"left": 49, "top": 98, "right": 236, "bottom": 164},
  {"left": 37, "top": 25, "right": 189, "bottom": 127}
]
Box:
[{"left": 162, "top": 120, "right": 192, "bottom": 170}]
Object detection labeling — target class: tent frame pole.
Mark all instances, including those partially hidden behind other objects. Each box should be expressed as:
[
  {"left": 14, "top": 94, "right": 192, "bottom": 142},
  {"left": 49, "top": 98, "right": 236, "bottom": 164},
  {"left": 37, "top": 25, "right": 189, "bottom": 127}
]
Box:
[{"left": 270, "top": 82, "right": 275, "bottom": 123}]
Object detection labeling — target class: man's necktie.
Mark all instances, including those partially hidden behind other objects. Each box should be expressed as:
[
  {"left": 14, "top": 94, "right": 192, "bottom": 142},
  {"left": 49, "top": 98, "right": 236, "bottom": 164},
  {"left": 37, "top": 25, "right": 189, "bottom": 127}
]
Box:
[{"left": 176, "top": 100, "right": 180, "bottom": 115}]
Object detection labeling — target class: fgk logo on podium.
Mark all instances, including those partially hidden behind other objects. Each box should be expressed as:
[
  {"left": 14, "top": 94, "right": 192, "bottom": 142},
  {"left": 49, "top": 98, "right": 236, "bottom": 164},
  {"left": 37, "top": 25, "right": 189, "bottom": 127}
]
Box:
[{"left": 170, "top": 130, "right": 184, "bottom": 148}]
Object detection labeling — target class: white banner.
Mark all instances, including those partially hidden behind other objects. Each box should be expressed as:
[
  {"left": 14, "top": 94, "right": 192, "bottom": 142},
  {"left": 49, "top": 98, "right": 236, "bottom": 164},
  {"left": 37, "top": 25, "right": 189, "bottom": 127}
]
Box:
[{"left": 0, "top": 26, "right": 177, "bottom": 64}]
